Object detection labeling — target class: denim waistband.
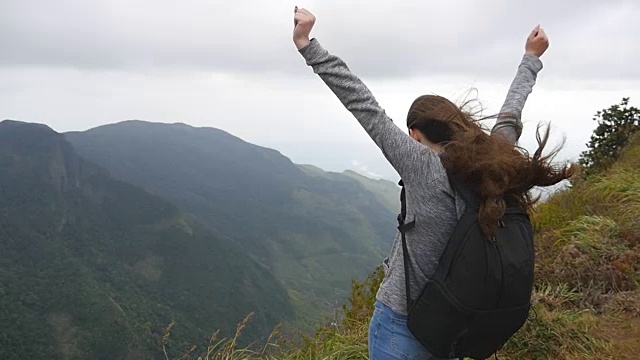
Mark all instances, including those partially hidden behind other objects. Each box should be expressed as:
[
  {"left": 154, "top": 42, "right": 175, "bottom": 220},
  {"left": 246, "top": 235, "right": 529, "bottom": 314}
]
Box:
[{"left": 374, "top": 300, "right": 408, "bottom": 320}]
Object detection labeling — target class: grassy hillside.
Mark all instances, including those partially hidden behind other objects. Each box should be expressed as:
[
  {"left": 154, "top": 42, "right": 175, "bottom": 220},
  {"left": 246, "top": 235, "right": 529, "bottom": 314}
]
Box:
[
  {"left": 0, "top": 120, "right": 294, "bottom": 360},
  {"left": 163, "top": 133, "right": 640, "bottom": 359}
]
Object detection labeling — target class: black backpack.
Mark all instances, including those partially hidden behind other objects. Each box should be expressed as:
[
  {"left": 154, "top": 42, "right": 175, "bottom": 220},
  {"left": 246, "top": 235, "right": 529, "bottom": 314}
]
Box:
[{"left": 397, "top": 177, "right": 535, "bottom": 360}]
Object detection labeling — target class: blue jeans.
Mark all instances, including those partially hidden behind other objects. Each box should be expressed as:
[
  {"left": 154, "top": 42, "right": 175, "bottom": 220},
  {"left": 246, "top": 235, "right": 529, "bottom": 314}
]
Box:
[{"left": 368, "top": 300, "right": 458, "bottom": 360}]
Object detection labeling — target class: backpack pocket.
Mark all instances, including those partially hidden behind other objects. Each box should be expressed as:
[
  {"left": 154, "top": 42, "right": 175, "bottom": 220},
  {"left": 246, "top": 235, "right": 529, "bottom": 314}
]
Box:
[{"left": 407, "top": 279, "right": 530, "bottom": 360}]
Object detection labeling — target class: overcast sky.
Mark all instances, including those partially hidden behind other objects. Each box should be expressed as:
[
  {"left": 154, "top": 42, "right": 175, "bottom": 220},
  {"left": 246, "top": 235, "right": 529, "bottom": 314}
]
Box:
[{"left": 2, "top": 0, "right": 638, "bottom": 180}]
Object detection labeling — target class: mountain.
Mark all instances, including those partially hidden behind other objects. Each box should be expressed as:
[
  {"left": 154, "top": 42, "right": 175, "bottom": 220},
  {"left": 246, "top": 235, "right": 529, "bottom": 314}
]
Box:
[
  {"left": 265, "top": 140, "right": 400, "bottom": 181},
  {"left": 65, "top": 120, "right": 398, "bottom": 323},
  {"left": 341, "top": 170, "right": 399, "bottom": 213},
  {"left": 297, "top": 165, "right": 400, "bottom": 214},
  {"left": 0, "top": 120, "right": 293, "bottom": 360}
]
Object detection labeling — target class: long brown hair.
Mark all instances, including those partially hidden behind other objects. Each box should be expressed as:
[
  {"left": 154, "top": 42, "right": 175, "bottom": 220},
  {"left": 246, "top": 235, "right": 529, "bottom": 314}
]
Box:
[{"left": 407, "top": 95, "right": 576, "bottom": 237}]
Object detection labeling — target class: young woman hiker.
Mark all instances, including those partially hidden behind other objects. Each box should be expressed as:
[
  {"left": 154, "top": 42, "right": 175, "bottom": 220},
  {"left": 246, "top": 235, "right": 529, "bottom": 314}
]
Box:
[{"left": 293, "top": 7, "right": 575, "bottom": 360}]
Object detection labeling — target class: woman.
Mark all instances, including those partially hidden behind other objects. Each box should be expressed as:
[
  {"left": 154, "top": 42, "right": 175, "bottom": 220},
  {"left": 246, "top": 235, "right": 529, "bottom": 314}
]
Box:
[{"left": 293, "top": 7, "right": 575, "bottom": 360}]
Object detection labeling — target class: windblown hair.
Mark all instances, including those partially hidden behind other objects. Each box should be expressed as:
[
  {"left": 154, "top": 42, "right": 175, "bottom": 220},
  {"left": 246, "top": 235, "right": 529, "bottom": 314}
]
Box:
[{"left": 407, "top": 95, "right": 576, "bottom": 237}]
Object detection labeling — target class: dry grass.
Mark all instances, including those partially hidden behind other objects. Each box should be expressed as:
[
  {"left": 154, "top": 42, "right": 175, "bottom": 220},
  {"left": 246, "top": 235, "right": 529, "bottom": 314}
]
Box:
[{"left": 533, "top": 134, "right": 640, "bottom": 312}]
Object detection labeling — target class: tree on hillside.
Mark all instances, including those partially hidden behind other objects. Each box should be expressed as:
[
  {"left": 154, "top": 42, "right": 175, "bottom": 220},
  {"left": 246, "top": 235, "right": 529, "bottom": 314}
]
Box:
[{"left": 579, "top": 97, "right": 640, "bottom": 176}]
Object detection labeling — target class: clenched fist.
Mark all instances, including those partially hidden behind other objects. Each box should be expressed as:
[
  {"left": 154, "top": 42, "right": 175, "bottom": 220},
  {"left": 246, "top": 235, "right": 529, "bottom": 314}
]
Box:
[
  {"left": 293, "top": 7, "right": 316, "bottom": 50},
  {"left": 525, "top": 25, "right": 549, "bottom": 57}
]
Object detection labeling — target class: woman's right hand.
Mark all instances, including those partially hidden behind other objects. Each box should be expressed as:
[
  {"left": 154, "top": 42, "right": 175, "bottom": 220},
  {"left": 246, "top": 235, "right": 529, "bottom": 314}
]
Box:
[
  {"left": 293, "top": 7, "right": 316, "bottom": 50},
  {"left": 525, "top": 25, "right": 549, "bottom": 57}
]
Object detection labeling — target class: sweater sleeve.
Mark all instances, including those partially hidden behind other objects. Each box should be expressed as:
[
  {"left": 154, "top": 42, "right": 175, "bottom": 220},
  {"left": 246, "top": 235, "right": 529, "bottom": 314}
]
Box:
[
  {"left": 299, "top": 39, "right": 435, "bottom": 182},
  {"left": 492, "top": 54, "right": 544, "bottom": 144}
]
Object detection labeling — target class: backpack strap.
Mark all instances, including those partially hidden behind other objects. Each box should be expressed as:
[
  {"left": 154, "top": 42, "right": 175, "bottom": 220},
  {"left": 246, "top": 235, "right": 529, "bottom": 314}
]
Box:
[{"left": 397, "top": 179, "right": 416, "bottom": 310}]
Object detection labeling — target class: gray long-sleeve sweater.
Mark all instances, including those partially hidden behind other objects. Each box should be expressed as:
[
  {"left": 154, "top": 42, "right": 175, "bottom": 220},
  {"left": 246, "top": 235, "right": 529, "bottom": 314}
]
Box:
[{"left": 299, "top": 38, "right": 543, "bottom": 315}]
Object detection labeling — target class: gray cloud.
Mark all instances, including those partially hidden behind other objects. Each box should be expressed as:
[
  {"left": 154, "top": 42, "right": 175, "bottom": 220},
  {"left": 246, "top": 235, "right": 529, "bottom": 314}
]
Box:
[{"left": 1, "top": 0, "right": 637, "bottom": 79}]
